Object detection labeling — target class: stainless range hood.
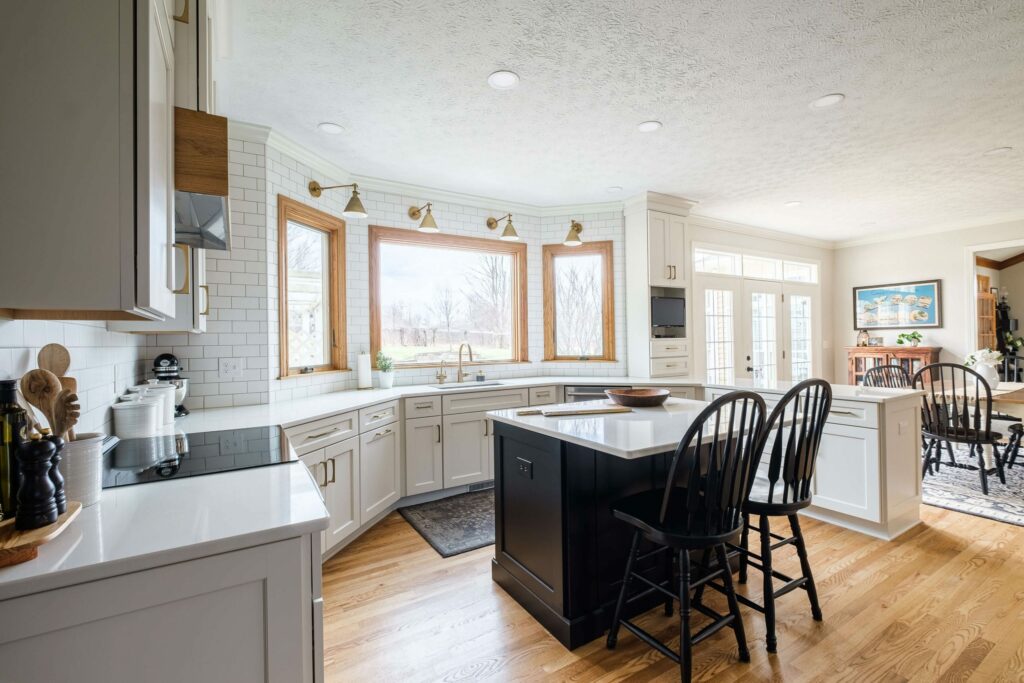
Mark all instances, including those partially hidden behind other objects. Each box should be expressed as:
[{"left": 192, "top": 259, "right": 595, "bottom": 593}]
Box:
[
  {"left": 175, "top": 190, "right": 230, "bottom": 250},
  {"left": 174, "top": 108, "right": 231, "bottom": 251}
]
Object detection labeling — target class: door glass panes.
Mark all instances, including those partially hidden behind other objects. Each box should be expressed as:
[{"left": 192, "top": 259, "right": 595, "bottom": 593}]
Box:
[
  {"left": 694, "top": 248, "right": 741, "bottom": 276},
  {"left": 286, "top": 221, "right": 331, "bottom": 368},
  {"left": 750, "top": 292, "right": 778, "bottom": 383},
  {"left": 704, "top": 289, "right": 735, "bottom": 384},
  {"left": 784, "top": 261, "right": 818, "bottom": 283},
  {"left": 742, "top": 255, "right": 783, "bottom": 280},
  {"left": 790, "top": 295, "right": 812, "bottom": 380}
]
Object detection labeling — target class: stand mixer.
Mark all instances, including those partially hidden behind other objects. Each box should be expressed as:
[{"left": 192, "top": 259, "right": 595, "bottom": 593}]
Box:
[{"left": 152, "top": 353, "right": 189, "bottom": 417}]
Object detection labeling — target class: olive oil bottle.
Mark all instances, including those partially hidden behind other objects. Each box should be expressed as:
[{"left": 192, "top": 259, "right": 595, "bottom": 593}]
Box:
[{"left": 0, "top": 378, "right": 28, "bottom": 520}]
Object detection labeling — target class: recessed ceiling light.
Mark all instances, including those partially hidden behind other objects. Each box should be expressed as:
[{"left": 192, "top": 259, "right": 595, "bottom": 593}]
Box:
[
  {"left": 784, "top": 201, "right": 802, "bottom": 208},
  {"left": 317, "top": 122, "right": 344, "bottom": 134},
  {"left": 487, "top": 70, "right": 520, "bottom": 90},
  {"left": 983, "top": 146, "right": 1013, "bottom": 156},
  {"left": 637, "top": 120, "right": 662, "bottom": 133},
  {"left": 605, "top": 186, "right": 623, "bottom": 193},
  {"left": 809, "top": 93, "right": 845, "bottom": 109}
]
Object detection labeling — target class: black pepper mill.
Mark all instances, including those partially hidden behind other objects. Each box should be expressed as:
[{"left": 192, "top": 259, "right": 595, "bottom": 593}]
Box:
[
  {"left": 15, "top": 434, "right": 58, "bottom": 531},
  {"left": 42, "top": 428, "right": 67, "bottom": 515}
]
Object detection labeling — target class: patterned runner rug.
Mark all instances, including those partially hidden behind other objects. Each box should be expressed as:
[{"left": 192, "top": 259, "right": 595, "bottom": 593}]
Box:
[{"left": 922, "top": 446, "right": 1024, "bottom": 526}]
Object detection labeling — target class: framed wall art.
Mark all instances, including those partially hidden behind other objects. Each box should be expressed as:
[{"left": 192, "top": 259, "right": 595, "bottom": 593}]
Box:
[{"left": 853, "top": 279, "right": 942, "bottom": 330}]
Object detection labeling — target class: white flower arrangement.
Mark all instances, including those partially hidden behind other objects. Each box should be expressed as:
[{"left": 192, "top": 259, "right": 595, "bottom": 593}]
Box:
[{"left": 964, "top": 348, "right": 1003, "bottom": 368}]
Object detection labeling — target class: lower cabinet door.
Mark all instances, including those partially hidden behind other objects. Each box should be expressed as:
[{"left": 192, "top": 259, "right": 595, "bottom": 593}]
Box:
[
  {"left": 442, "top": 411, "right": 489, "bottom": 487},
  {"left": 359, "top": 424, "right": 400, "bottom": 524},
  {"left": 812, "top": 424, "right": 882, "bottom": 522},
  {"left": 405, "top": 416, "right": 443, "bottom": 495},
  {"left": 299, "top": 448, "right": 328, "bottom": 551},
  {"left": 323, "top": 436, "right": 360, "bottom": 551}
]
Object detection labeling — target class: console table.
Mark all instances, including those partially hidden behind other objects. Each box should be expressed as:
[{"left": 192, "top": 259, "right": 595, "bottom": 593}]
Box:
[{"left": 847, "top": 346, "right": 941, "bottom": 385}]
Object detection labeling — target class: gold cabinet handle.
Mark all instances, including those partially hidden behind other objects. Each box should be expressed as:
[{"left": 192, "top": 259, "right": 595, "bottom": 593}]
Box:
[
  {"left": 173, "top": 0, "right": 190, "bottom": 23},
  {"left": 414, "top": 402, "right": 433, "bottom": 409},
  {"left": 830, "top": 409, "right": 859, "bottom": 417},
  {"left": 172, "top": 244, "right": 191, "bottom": 294},
  {"left": 199, "top": 285, "right": 210, "bottom": 315},
  {"left": 329, "top": 457, "right": 337, "bottom": 484},
  {"left": 319, "top": 461, "right": 328, "bottom": 488},
  {"left": 305, "top": 427, "right": 341, "bottom": 441},
  {"left": 435, "top": 424, "right": 441, "bottom": 443}
]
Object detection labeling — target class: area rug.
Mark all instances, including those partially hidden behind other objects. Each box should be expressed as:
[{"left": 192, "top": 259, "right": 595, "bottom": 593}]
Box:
[
  {"left": 922, "top": 446, "right": 1024, "bottom": 527},
  {"left": 399, "top": 488, "right": 495, "bottom": 557}
]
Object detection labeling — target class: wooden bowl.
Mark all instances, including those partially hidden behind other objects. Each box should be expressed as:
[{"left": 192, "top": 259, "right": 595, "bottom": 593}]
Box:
[{"left": 604, "top": 388, "right": 671, "bottom": 407}]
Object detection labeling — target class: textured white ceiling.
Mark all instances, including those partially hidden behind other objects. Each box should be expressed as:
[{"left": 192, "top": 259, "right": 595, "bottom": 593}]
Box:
[
  {"left": 215, "top": 0, "right": 1024, "bottom": 241},
  {"left": 978, "top": 245, "right": 1024, "bottom": 261}
]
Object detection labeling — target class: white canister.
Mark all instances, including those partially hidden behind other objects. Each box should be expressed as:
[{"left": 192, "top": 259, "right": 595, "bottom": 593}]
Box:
[
  {"left": 112, "top": 399, "right": 160, "bottom": 438},
  {"left": 133, "top": 383, "right": 175, "bottom": 424},
  {"left": 62, "top": 432, "right": 105, "bottom": 507}
]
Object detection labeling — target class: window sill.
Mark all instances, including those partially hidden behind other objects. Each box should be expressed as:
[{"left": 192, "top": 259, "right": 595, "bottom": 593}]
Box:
[
  {"left": 388, "top": 360, "right": 532, "bottom": 370},
  {"left": 277, "top": 368, "right": 351, "bottom": 381},
  {"left": 542, "top": 358, "right": 619, "bottom": 363}
]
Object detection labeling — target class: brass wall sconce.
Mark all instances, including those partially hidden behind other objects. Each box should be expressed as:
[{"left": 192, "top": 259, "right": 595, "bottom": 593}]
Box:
[
  {"left": 307, "top": 181, "right": 368, "bottom": 218},
  {"left": 563, "top": 220, "right": 583, "bottom": 247},
  {"left": 486, "top": 213, "right": 519, "bottom": 241},
  {"left": 408, "top": 202, "right": 439, "bottom": 233}
]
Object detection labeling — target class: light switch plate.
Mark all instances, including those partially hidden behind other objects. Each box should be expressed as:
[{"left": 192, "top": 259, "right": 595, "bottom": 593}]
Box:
[{"left": 219, "top": 357, "right": 243, "bottom": 381}]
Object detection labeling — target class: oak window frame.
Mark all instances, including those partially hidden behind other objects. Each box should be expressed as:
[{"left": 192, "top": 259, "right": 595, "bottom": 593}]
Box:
[
  {"left": 369, "top": 226, "right": 529, "bottom": 368},
  {"left": 542, "top": 240, "right": 616, "bottom": 362},
  {"left": 277, "top": 195, "right": 347, "bottom": 378}
]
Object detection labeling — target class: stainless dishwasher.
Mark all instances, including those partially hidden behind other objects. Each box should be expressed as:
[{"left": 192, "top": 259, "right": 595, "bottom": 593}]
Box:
[{"left": 563, "top": 385, "right": 631, "bottom": 403}]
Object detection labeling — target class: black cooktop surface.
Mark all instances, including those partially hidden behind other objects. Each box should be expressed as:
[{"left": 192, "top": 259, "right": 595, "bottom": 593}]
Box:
[{"left": 102, "top": 425, "right": 292, "bottom": 488}]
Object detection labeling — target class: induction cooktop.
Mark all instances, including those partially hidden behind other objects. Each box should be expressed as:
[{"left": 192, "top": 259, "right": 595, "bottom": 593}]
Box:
[{"left": 101, "top": 426, "right": 293, "bottom": 489}]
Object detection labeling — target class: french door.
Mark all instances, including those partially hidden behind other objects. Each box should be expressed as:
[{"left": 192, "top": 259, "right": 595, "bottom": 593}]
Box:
[{"left": 694, "top": 277, "right": 820, "bottom": 383}]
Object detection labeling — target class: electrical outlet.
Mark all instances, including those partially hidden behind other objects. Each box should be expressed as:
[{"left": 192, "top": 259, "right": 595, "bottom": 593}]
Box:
[
  {"left": 219, "top": 357, "right": 243, "bottom": 381},
  {"left": 516, "top": 457, "right": 533, "bottom": 479}
]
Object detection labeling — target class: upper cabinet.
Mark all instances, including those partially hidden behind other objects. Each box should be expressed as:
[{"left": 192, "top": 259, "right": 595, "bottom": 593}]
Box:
[
  {"left": 0, "top": 0, "right": 177, "bottom": 320},
  {"left": 648, "top": 210, "right": 687, "bottom": 287},
  {"left": 174, "top": 0, "right": 217, "bottom": 112}
]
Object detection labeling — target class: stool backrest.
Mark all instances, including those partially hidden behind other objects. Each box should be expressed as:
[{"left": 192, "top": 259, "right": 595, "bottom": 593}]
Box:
[
  {"left": 755, "top": 379, "right": 833, "bottom": 506},
  {"left": 912, "top": 362, "right": 994, "bottom": 439},
  {"left": 863, "top": 364, "right": 911, "bottom": 389},
  {"left": 662, "top": 391, "right": 767, "bottom": 536}
]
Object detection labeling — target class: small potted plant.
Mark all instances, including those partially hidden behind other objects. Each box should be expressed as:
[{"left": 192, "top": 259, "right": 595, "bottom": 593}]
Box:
[
  {"left": 896, "top": 331, "right": 922, "bottom": 347},
  {"left": 376, "top": 351, "right": 395, "bottom": 389}
]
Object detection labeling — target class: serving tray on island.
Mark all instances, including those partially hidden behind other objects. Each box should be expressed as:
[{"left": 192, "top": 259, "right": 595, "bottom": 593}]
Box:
[{"left": 0, "top": 501, "right": 82, "bottom": 568}]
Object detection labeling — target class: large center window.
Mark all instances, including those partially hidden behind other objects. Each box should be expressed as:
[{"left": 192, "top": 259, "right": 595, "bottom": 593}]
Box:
[{"left": 369, "top": 227, "right": 528, "bottom": 366}]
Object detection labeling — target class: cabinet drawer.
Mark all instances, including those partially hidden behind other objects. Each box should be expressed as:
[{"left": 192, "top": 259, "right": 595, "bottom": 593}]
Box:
[
  {"left": 404, "top": 395, "right": 442, "bottom": 418},
  {"left": 650, "top": 339, "right": 689, "bottom": 358},
  {"left": 826, "top": 399, "right": 878, "bottom": 429},
  {"left": 651, "top": 357, "right": 689, "bottom": 377},
  {"left": 529, "top": 386, "right": 559, "bottom": 406},
  {"left": 286, "top": 411, "right": 358, "bottom": 456},
  {"left": 442, "top": 388, "right": 530, "bottom": 415},
  {"left": 359, "top": 400, "right": 399, "bottom": 432}
]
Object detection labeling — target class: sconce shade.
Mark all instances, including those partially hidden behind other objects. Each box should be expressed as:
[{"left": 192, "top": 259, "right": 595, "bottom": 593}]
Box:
[
  {"left": 563, "top": 220, "right": 583, "bottom": 246},
  {"left": 499, "top": 217, "right": 519, "bottom": 241},
  {"left": 342, "top": 188, "right": 368, "bottom": 218},
  {"left": 418, "top": 207, "right": 439, "bottom": 233}
]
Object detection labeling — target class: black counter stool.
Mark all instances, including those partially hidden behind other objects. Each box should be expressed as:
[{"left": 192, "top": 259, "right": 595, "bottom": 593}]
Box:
[
  {"left": 723, "top": 378, "right": 832, "bottom": 653},
  {"left": 606, "top": 391, "right": 767, "bottom": 682},
  {"left": 914, "top": 363, "right": 1006, "bottom": 494},
  {"left": 1006, "top": 423, "right": 1023, "bottom": 468}
]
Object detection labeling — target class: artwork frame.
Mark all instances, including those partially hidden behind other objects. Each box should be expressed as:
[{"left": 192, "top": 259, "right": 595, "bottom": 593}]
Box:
[
  {"left": 853, "top": 279, "right": 942, "bottom": 330},
  {"left": 866, "top": 336, "right": 885, "bottom": 347}
]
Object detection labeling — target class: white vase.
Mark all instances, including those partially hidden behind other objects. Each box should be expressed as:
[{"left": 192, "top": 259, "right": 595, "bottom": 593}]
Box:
[
  {"left": 976, "top": 363, "right": 1000, "bottom": 388},
  {"left": 61, "top": 432, "right": 105, "bottom": 507},
  {"left": 379, "top": 371, "right": 394, "bottom": 389}
]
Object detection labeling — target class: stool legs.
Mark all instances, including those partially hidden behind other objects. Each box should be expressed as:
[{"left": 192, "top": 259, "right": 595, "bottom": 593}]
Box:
[
  {"left": 789, "top": 514, "right": 822, "bottom": 621},
  {"left": 759, "top": 515, "right": 778, "bottom": 653},
  {"left": 678, "top": 549, "right": 692, "bottom": 682},
  {"left": 738, "top": 513, "right": 750, "bottom": 584},
  {"left": 606, "top": 530, "right": 640, "bottom": 649},
  {"left": 716, "top": 544, "right": 750, "bottom": 662}
]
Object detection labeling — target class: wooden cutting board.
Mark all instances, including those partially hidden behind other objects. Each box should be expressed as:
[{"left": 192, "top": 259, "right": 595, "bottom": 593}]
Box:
[
  {"left": 0, "top": 501, "right": 82, "bottom": 568},
  {"left": 540, "top": 406, "right": 634, "bottom": 417}
]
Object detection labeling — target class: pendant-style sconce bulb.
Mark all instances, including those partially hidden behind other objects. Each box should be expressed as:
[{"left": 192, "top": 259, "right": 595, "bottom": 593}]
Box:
[
  {"left": 563, "top": 220, "right": 583, "bottom": 247},
  {"left": 487, "top": 213, "right": 519, "bottom": 241},
  {"left": 408, "top": 202, "right": 439, "bottom": 233},
  {"left": 308, "top": 180, "right": 369, "bottom": 219}
]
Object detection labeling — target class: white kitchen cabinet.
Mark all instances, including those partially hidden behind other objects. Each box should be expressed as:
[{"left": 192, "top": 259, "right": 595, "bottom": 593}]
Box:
[
  {"left": 174, "top": 0, "right": 216, "bottom": 112},
  {"left": 0, "top": 537, "right": 320, "bottom": 683},
  {"left": 406, "top": 415, "right": 444, "bottom": 495},
  {"left": 359, "top": 424, "right": 401, "bottom": 524},
  {"left": 323, "top": 436, "right": 361, "bottom": 550},
  {"left": 442, "top": 411, "right": 491, "bottom": 487},
  {"left": 299, "top": 448, "right": 328, "bottom": 551},
  {"left": 648, "top": 210, "right": 686, "bottom": 287},
  {"left": 1, "top": 0, "right": 177, "bottom": 320},
  {"left": 529, "top": 385, "right": 560, "bottom": 406},
  {"left": 634, "top": 385, "right": 698, "bottom": 400},
  {"left": 813, "top": 424, "right": 882, "bottom": 522},
  {"left": 109, "top": 244, "right": 208, "bottom": 333}
]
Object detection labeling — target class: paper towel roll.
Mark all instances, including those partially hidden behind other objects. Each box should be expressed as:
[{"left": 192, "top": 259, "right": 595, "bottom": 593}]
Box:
[{"left": 357, "top": 353, "right": 372, "bottom": 389}]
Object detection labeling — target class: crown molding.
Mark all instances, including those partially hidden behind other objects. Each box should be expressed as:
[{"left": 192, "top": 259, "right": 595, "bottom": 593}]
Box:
[
  {"left": 347, "top": 173, "right": 539, "bottom": 215},
  {"left": 228, "top": 119, "right": 353, "bottom": 184},
  {"left": 835, "top": 211, "right": 1024, "bottom": 249},
  {"left": 685, "top": 213, "right": 836, "bottom": 250},
  {"left": 623, "top": 191, "right": 698, "bottom": 216}
]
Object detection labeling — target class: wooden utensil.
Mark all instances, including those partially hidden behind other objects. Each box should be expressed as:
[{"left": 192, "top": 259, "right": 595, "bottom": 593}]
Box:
[
  {"left": 53, "top": 389, "right": 81, "bottom": 441},
  {"left": 37, "top": 343, "right": 71, "bottom": 378},
  {"left": 0, "top": 502, "right": 81, "bottom": 568},
  {"left": 58, "top": 376, "right": 78, "bottom": 440},
  {"left": 20, "top": 369, "right": 62, "bottom": 433}
]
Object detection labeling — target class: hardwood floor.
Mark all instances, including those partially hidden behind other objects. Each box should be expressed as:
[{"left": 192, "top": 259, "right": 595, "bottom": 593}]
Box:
[{"left": 322, "top": 507, "right": 1024, "bottom": 682}]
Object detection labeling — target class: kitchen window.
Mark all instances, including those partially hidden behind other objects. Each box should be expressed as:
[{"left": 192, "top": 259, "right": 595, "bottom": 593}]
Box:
[
  {"left": 694, "top": 246, "right": 819, "bottom": 284},
  {"left": 277, "top": 196, "right": 346, "bottom": 377},
  {"left": 369, "top": 226, "right": 528, "bottom": 366},
  {"left": 542, "top": 241, "right": 615, "bottom": 361}
]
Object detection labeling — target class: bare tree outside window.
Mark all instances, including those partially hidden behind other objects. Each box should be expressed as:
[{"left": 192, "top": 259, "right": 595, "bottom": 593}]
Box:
[{"left": 543, "top": 241, "right": 615, "bottom": 361}]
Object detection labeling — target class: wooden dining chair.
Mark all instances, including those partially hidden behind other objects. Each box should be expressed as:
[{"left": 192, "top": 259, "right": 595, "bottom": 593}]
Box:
[
  {"left": 606, "top": 391, "right": 767, "bottom": 682},
  {"left": 913, "top": 363, "right": 1006, "bottom": 494},
  {"left": 862, "top": 364, "right": 911, "bottom": 389}
]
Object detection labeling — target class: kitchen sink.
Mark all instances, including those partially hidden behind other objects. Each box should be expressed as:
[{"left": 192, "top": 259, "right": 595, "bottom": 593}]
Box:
[{"left": 429, "top": 381, "right": 504, "bottom": 389}]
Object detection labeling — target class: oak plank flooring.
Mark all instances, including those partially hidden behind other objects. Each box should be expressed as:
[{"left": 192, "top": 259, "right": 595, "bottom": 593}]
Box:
[{"left": 322, "top": 507, "right": 1024, "bottom": 682}]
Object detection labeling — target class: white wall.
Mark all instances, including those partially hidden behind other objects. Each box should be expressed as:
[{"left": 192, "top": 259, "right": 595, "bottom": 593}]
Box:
[
  {"left": 832, "top": 218, "right": 1024, "bottom": 378},
  {"left": 1000, "top": 261, "right": 1024, "bottom": 320}
]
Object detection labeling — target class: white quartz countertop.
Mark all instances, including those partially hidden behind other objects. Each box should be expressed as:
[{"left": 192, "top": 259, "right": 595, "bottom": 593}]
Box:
[
  {"left": 488, "top": 398, "right": 717, "bottom": 459},
  {"left": 704, "top": 378, "right": 923, "bottom": 403},
  {"left": 0, "top": 462, "right": 328, "bottom": 602}
]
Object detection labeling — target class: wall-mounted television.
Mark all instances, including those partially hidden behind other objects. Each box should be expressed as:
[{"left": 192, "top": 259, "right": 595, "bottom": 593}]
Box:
[{"left": 651, "top": 296, "right": 685, "bottom": 327}]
